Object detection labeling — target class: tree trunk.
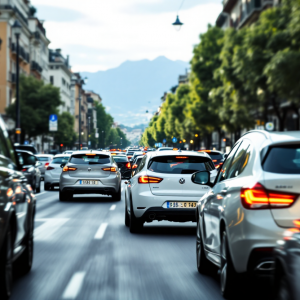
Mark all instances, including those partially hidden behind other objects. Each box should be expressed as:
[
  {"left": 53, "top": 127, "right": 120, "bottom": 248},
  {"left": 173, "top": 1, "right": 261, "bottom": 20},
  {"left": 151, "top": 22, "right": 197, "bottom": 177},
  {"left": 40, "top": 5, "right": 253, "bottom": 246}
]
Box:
[{"left": 270, "top": 94, "right": 286, "bottom": 132}]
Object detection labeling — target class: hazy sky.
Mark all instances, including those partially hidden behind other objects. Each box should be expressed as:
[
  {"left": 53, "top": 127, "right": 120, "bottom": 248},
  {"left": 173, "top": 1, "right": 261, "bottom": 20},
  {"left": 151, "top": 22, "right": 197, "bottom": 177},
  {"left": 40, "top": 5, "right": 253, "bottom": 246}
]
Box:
[{"left": 33, "top": 0, "right": 222, "bottom": 72}]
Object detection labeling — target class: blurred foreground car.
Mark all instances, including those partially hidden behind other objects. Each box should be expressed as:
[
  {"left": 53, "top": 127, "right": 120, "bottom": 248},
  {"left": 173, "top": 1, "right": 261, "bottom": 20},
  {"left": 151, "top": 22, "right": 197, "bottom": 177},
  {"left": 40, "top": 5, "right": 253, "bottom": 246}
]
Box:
[
  {"left": 59, "top": 151, "right": 121, "bottom": 201},
  {"left": 16, "top": 150, "right": 42, "bottom": 193},
  {"left": 199, "top": 150, "right": 224, "bottom": 169},
  {"left": 195, "top": 131, "right": 300, "bottom": 298},
  {"left": 0, "top": 117, "right": 36, "bottom": 299},
  {"left": 44, "top": 154, "right": 70, "bottom": 190},
  {"left": 125, "top": 150, "right": 216, "bottom": 233},
  {"left": 273, "top": 220, "right": 300, "bottom": 300},
  {"left": 14, "top": 144, "right": 38, "bottom": 154},
  {"left": 36, "top": 154, "right": 53, "bottom": 180}
]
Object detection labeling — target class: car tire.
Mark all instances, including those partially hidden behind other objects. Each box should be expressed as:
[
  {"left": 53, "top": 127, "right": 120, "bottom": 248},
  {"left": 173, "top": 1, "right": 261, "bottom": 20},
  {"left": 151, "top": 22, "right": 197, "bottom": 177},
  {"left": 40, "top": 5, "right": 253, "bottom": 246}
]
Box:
[
  {"left": 220, "top": 230, "right": 237, "bottom": 298},
  {"left": 36, "top": 179, "right": 41, "bottom": 194},
  {"left": 125, "top": 198, "right": 130, "bottom": 227},
  {"left": 59, "top": 190, "right": 73, "bottom": 202},
  {"left": 31, "top": 178, "right": 36, "bottom": 193},
  {"left": 0, "top": 224, "right": 13, "bottom": 299},
  {"left": 275, "top": 272, "right": 291, "bottom": 300},
  {"left": 112, "top": 185, "right": 121, "bottom": 201},
  {"left": 129, "top": 196, "right": 143, "bottom": 233},
  {"left": 196, "top": 220, "right": 210, "bottom": 274},
  {"left": 17, "top": 218, "right": 34, "bottom": 275}
]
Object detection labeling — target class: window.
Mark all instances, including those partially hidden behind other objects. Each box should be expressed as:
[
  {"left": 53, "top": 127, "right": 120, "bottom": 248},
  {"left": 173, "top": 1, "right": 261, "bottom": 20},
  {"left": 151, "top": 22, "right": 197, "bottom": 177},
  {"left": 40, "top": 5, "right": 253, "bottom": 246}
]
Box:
[
  {"left": 62, "top": 78, "right": 66, "bottom": 85},
  {"left": 69, "top": 154, "right": 110, "bottom": 165},
  {"left": 113, "top": 156, "right": 128, "bottom": 163},
  {"left": 52, "top": 156, "right": 70, "bottom": 164},
  {"left": 50, "top": 76, "right": 54, "bottom": 85},
  {"left": 216, "top": 142, "right": 241, "bottom": 183},
  {"left": 263, "top": 145, "right": 300, "bottom": 174},
  {"left": 227, "top": 141, "right": 251, "bottom": 179},
  {"left": 37, "top": 157, "right": 51, "bottom": 162},
  {"left": 135, "top": 155, "right": 147, "bottom": 175},
  {"left": 148, "top": 155, "right": 214, "bottom": 174}
]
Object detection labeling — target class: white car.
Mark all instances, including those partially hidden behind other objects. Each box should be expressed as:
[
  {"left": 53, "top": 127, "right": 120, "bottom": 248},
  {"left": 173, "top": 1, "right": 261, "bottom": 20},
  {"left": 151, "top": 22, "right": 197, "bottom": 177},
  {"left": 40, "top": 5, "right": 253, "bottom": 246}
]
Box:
[
  {"left": 44, "top": 154, "right": 71, "bottom": 190},
  {"left": 194, "top": 130, "right": 300, "bottom": 298},
  {"left": 124, "top": 150, "right": 217, "bottom": 233},
  {"left": 63, "top": 151, "right": 74, "bottom": 155}
]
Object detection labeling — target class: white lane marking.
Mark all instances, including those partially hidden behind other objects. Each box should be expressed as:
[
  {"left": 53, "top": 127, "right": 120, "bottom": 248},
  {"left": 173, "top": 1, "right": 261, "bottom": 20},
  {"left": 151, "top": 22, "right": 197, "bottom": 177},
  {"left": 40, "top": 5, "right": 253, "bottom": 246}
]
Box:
[
  {"left": 35, "top": 218, "right": 69, "bottom": 241},
  {"left": 62, "top": 272, "right": 86, "bottom": 299},
  {"left": 94, "top": 223, "right": 108, "bottom": 239},
  {"left": 110, "top": 205, "right": 116, "bottom": 211}
]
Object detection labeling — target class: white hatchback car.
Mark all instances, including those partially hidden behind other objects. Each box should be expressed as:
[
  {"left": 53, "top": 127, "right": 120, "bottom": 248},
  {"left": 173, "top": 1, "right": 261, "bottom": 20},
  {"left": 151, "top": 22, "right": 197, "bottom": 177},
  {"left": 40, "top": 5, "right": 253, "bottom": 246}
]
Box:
[
  {"left": 194, "top": 131, "right": 300, "bottom": 298},
  {"left": 124, "top": 150, "right": 217, "bottom": 233},
  {"left": 44, "top": 154, "right": 71, "bottom": 190}
]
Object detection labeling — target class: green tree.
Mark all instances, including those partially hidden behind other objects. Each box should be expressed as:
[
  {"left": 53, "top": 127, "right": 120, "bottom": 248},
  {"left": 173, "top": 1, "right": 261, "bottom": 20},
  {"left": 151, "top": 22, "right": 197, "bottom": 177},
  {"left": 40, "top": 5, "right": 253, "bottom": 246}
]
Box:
[{"left": 54, "top": 112, "right": 77, "bottom": 148}]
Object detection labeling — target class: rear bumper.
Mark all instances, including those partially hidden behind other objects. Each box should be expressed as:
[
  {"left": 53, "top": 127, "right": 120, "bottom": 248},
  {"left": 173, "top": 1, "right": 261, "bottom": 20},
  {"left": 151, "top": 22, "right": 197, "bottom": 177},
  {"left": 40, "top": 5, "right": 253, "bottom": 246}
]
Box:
[
  {"left": 137, "top": 207, "right": 196, "bottom": 223},
  {"left": 61, "top": 186, "right": 117, "bottom": 195}
]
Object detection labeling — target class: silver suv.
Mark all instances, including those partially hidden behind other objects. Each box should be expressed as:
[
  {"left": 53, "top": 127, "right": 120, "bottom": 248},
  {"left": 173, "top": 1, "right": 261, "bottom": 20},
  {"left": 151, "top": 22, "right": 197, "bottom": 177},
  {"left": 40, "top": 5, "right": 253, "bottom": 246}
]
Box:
[
  {"left": 194, "top": 130, "right": 300, "bottom": 298},
  {"left": 59, "top": 151, "right": 121, "bottom": 201}
]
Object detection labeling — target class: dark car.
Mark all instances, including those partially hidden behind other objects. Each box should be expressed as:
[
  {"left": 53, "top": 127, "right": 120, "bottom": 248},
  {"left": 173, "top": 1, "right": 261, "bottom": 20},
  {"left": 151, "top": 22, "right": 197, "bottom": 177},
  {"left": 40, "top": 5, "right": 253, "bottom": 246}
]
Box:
[
  {"left": 0, "top": 118, "right": 36, "bottom": 299},
  {"left": 14, "top": 144, "right": 38, "bottom": 154},
  {"left": 112, "top": 155, "right": 132, "bottom": 180},
  {"left": 273, "top": 220, "right": 300, "bottom": 300},
  {"left": 16, "top": 150, "right": 42, "bottom": 193},
  {"left": 198, "top": 150, "right": 224, "bottom": 169},
  {"left": 131, "top": 155, "right": 144, "bottom": 176}
]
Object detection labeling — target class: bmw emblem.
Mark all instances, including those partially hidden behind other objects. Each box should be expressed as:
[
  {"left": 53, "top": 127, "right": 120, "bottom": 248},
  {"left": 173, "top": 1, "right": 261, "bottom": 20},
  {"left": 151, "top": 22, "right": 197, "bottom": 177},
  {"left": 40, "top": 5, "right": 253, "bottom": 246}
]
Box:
[
  {"left": 179, "top": 178, "right": 185, "bottom": 184},
  {"left": 88, "top": 168, "right": 91, "bottom": 172}
]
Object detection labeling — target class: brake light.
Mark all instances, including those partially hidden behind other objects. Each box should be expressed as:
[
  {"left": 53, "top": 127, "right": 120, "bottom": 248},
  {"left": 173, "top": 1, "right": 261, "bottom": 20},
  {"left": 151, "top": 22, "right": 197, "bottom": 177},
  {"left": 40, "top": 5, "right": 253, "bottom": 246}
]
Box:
[
  {"left": 176, "top": 156, "right": 188, "bottom": 159},
  {"left": 132, "top": 164, "right": 138, "bottom": 169},
  {"left": 63, "top": 166, "right": 77, "bottom": 172},
  {"left": 241, "top": 183, "right": 297, "bottom": 209},
  {"left": 102, "top": 167, "right": 117, "bottom": 172},
  {"left": 213, "top": 160, "right": 217, "bottom": 163},
  {"left": 45, "top": 162, "right": 50, "bottom": 168},
  {"left": 47, "top": 166, "right": 55, "bottom": 170},
  {"left": 138, "top": 176, "right": 163, "bottom": 184},
  {"left": 125, "top": 162, "right": 131, "bottom": 169},
  {"left": 294, "top": 220, "right": 300, "bottom": 228},
  {"left": 215, "top": 162, "right": 223, "bottom": 169},
  {"left": 85, "top": 153, "right": 96, "bottom": 156},
  {"left": 22, "top": 168, "right": 27, "bottom": 172}
]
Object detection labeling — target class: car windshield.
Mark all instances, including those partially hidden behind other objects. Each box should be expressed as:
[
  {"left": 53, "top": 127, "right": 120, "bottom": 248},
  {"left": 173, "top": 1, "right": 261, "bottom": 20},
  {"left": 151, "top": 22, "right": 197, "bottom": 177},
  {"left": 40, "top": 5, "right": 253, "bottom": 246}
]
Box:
[
  {"left": 52, "top": 156, "right": 70, "bottom": 164},
  {"left": 148, "top": 155, "right": 215, "bottom": 174},
  {"left": 263, "top": 145, "right": 300, "bottom": 174},
  {"left": 70, "top": 154, "right": 110, "bottom": 164},
  {"left": 113, "top": 156, "right": 128, "bottom": 162},
  {"left": 37, "top": 157, "right": 50, "bottom": 161}
]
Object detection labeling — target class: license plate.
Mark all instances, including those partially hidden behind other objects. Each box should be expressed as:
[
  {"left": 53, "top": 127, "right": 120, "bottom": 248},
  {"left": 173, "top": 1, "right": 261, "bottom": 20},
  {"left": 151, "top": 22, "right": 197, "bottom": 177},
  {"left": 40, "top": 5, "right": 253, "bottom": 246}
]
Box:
[
  {"left": 79, "top": 180, "right": 99, "bottom": 185},
  {"left": 167, "top": 202, "right": 196, "bottom": 208}
]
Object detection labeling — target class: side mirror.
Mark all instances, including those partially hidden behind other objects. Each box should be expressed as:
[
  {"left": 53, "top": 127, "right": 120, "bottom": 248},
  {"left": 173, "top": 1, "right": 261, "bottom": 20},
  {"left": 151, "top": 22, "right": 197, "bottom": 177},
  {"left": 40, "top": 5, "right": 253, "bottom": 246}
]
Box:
[
  {"left": 191, "top": 171, "right": 211, "bottom": 186},
  {"left": 60, "top": 163, "right": 66, "bottom": 168}
]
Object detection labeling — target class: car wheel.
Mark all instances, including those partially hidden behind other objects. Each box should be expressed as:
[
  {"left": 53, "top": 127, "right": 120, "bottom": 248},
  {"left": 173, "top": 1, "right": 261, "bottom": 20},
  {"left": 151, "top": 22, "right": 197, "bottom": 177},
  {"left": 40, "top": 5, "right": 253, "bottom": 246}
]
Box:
[
  {"left": 196, "top": 220, "right": 210, "bottom": 274},
  {"left": 59, "top": 190, "right": 73, "bottom": 202},
  {"left": 36, "top": 179, "right": 41, "bottom": 194},
  {"left": 17, "top": 218, "right": 34, "bottom": 275},
  {"left": 129, "top": 196, "right": 143, "bottom": 233},
  {"left": 31, "top": 178, "right": 36, "bottom": 193},
  {"left": 276, "top": 274, "right": 291, "bottom": 300},
  {"left": 220, "top": 231, "right": 236, "bottom": 298},
  {"left": 112, "top": 185, "right": 121, "bottom": 201},
  {"left": 0, "top": 224, "right": 13, "bottom": 299},
  {"left": 125, "top": 198, "right": 130, "bottom": 227}
]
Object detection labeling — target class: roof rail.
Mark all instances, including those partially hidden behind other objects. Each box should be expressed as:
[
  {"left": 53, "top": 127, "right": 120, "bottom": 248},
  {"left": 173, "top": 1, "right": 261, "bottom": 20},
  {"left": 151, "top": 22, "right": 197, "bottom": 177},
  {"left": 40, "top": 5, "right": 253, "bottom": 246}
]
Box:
[{"left": 241, "top": 130, "right": 270, "bottom": 139}]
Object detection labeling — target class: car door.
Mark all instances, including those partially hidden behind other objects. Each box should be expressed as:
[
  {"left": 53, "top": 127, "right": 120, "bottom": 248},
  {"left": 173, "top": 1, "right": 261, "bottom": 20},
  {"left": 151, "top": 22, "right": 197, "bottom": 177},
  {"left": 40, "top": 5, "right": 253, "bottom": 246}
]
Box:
[
  {"left": 209, "top": 140, "right": 252, "bottom": 255},
  {"left": 203, "top": 142, "right": 241, "bottom": 253}
]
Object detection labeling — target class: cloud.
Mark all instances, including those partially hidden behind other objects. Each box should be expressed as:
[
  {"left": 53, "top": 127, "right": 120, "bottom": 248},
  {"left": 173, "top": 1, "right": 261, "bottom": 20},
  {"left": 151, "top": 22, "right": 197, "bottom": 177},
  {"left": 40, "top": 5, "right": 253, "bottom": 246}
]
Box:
[{"left": 32, "top": 0, "right": 222, "bottom": 72}]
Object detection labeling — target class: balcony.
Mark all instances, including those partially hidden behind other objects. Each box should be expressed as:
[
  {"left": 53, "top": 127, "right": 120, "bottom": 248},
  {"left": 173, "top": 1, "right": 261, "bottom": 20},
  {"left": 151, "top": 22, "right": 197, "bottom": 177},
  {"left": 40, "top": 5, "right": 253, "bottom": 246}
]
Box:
[
  {"left": 31, "top": 61, "right": 43, "bottom": 73},
  {"left": 10, "top": 73, "right": 16, "bottom": 84},
  {"left": 11, "top": 43, "right": 30, "bottom": 63}
]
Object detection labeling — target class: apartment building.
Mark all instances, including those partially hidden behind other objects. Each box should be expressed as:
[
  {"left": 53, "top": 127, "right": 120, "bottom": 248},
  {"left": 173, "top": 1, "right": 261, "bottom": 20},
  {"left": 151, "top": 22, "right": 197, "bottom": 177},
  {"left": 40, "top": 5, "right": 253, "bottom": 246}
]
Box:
[
  {"left": 0, "top": 0, "right": 50, "bottom": 115},
  {"left": 85, "top": 90, "right": 101, "bottom": 135},
  {"left": 216, "top": 0, "right": 274, "bottom": 29},
  {"left": 49, "top": 49, "right": 72, "bottom": 114}
]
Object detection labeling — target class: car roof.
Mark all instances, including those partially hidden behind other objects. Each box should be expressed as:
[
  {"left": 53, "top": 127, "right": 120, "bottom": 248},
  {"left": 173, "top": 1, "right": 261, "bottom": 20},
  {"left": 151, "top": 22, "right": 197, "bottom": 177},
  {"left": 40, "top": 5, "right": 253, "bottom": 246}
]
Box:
[
  {"left": 70, "top": 150, "right": 111, "bottom": 156},
  {"left": 199, "top": 150, "right": 223, "bottom": 155},
  {"left": 53, "top": 154, "right": 71, "bottom": 158},
  {"left": 16, "top": 149, "right": 34, "bottom": 155},
  {"left": 36, "top": 154, "right": 53, "bottom": 157},
  {"left": 149, "top": 150, "right": 210, "bottom": 158}
]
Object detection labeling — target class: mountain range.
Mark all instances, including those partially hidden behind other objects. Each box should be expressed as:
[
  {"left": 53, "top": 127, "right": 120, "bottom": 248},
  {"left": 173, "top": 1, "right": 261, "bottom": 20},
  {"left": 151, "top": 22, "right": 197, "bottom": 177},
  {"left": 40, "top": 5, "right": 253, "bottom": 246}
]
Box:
[{"left": 82, "top": 56, "right": 189, "bottom": 127}]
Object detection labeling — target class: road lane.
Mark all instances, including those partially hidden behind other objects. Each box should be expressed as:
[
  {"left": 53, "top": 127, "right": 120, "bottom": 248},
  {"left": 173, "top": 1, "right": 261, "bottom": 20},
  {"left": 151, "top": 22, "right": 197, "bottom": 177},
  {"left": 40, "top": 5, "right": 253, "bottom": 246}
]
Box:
[{"left": 11, "top": 182, "right": 271, "bottom": 300}]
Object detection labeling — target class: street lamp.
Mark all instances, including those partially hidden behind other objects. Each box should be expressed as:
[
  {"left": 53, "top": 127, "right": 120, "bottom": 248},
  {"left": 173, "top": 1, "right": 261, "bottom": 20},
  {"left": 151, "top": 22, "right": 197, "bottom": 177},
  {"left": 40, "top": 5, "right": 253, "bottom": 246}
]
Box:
[
  {"left": 102, "top": 130, "right": 105, "bottom": 149},
  {"left": 78, "top": 76, "right": 88, "bottom": 150},
  {"left": 12, "top": 20, "right": 22, "bottom": 143},
  {"left": 120, "top": 137, "right": 123, "bottom": 147},
  {"left": 88, "top": 116, "right": 90, "bottom": 149},
  {"left": 172, "top": 15, "right": 183, "bottom": 31}
]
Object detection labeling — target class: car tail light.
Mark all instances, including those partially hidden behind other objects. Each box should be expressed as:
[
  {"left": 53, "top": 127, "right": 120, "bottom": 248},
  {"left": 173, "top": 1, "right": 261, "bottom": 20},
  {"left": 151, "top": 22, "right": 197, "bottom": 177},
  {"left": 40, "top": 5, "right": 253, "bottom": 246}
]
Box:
[
  {"left": 45, "top": 162, "right": 50, "bottom": 168},
  {"left": 293, "top": 220, "right": 300, "bottom": 228},
  {"left": 138, "top": 176, "right": 163, "bottom": 184},
  {"left": 241, "top": 183, "right": 297, "bottom": 209},
  {"left": 213, "top": 160, "right": 217, "bottom": 163},
  {"left": 125, "top": 162, "right": 131, "bottom": 169},
  {"left": 63, "top": 166, "right": 77, "bottom": 172},
  {"left": 47, "top": 166, "right": 55, "bottom": 170},
  {"left": 22, "top": 168, "right": 27, "bottom": 172},
  {"left": 132, "top": 164, "right": 138, "bottom": 169},
  {"left": 215, "top": 162, "right": 223, "bottom": 169},
  {"left": 102, "top": 167, "right": 117, "bottom": 172}
]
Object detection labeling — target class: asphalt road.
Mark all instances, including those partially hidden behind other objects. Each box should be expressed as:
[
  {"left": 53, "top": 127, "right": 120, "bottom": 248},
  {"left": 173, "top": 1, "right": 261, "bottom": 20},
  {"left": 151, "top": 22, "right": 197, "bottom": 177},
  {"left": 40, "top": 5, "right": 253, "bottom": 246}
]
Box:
[{"left": 10, "top": 182, "right": 272, "bottom": 300}]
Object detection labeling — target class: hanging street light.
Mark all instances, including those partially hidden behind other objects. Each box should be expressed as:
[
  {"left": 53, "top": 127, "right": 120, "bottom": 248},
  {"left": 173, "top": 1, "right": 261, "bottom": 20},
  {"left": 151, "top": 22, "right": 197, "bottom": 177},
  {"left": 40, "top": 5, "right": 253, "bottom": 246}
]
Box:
[
  {"left": 172, "top": 15, "right": 183, "bottom": 31},
  {"left": 12, "top": 20, "right": 22, "bottom": 143}
]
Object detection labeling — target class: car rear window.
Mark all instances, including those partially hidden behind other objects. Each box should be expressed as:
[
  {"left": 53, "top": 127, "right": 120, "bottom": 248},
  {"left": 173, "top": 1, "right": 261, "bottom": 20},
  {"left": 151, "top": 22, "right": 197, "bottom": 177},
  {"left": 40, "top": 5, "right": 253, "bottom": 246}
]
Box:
[
  {"left": 52, "top": 156, "right": 70, "bottom": 164},
  {"left": 208, "top": 153, "right": 223, "bottom": 160},
  {"left": 37, "top": 157, "right": 50, "bottom": 161},
  {"left": 148, "top": 155, "right": 215, "bottom": 174},
  {"left": 70, "top": 154, "right": 110, "bottom": 164},
  {"left": 113, "top": 156, "right": 128, "bottom": 162},
  {"left": 263, "top": 146, "right": 300, "bottom": 174}
]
